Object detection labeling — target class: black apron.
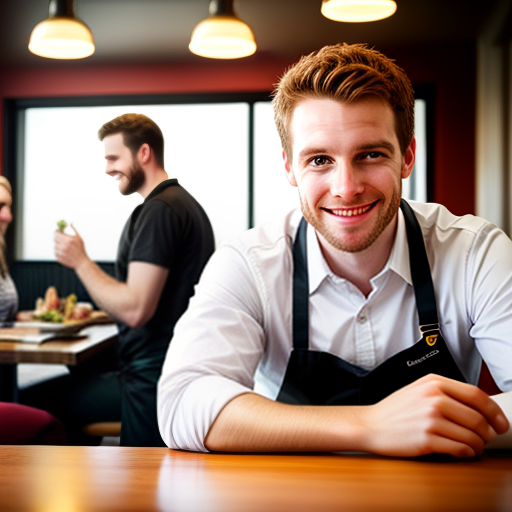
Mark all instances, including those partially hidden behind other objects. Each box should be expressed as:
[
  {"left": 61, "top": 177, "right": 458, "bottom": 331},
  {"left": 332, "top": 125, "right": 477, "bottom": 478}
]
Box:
[{"left": 276, "top": 199, "right": 466, "bottom": 406}]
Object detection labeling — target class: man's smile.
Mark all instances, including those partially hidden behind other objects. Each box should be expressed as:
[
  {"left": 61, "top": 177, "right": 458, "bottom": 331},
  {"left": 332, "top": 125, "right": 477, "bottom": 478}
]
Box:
[
  {"left": 108, "top": 171, "right": 124, "bottom": 181},
  {"left": 322, "top": 200, "right": 378, "bottom": 218}
]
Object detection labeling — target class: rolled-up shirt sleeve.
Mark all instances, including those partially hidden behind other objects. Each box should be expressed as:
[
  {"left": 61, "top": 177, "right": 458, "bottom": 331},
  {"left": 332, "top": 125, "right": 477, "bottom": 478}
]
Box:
[{"left": 157, "top": 241, "right": 268, "bottom": 452}]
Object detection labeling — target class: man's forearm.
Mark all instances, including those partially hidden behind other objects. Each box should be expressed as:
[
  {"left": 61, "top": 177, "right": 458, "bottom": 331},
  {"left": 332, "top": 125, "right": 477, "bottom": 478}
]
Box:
[
  {"left": 204, "top": 393, "right": 366, "bottom": 453},
  {"left": 74, "top": 258, "right": 168, "bottom": 328},
  {"left": 203, "top": 376, "right": 509, "bottom": 457},
  {"left": 74, "top": 257, "right": 134, "bottom": 324}
]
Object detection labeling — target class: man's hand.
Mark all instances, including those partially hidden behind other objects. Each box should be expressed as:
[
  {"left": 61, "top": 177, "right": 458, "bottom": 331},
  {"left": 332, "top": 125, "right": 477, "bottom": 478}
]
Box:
[
  {"left": 54, "top": 224, "right": 89, "bottom": 270},
  {"left": 360, "top": 374, "right": 509, "bottom": 458}
]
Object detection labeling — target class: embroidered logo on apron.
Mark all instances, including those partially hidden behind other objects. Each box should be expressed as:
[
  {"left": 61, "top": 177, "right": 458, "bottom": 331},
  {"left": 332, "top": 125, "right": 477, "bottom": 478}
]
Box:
[
  {"left": 426, "top": 334, "right": 438, "bottom": 346},
  {"left": 407, "top": 349, "right": 440, "bottom": 367}
]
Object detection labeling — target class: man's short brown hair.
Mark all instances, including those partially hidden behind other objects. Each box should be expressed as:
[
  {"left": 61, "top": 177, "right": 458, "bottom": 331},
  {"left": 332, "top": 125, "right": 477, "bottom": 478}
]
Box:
[
  {"left": 98, "top": 113, "right": 165, "bottom": 168},
  {"left": 273, "top": 43, "right": 415, "bottom": 159}
]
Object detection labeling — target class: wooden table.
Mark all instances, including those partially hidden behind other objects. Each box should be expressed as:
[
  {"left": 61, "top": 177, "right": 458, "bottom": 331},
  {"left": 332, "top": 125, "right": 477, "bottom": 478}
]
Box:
[
  {"left": 0, "top": 324, "right": 118, "bottom": 402},
  {"left": 0, "top": 446, "right": 510, "bottom": 512}
]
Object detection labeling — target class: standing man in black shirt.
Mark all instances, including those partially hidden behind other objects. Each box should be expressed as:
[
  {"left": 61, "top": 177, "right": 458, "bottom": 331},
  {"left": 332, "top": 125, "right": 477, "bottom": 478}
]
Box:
[{"left": 52, "top": 113, "right": 215, "bottom": 446}]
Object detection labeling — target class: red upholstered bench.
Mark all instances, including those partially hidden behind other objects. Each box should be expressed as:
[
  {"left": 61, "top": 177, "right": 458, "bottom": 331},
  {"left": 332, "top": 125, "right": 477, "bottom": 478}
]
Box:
[{"left": 0, "top": 402, "right": 67, "bottom": 445}]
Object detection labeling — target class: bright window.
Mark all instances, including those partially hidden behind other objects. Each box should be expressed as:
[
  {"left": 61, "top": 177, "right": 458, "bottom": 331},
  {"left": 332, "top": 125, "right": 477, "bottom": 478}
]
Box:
[{"left": 19, "top": 103, "right": 249, "bottom": 260}]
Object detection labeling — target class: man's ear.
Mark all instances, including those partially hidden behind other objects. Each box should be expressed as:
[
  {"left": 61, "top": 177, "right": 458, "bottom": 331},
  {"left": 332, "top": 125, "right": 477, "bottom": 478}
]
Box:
[
  {"left": 137, "top": 143, "right": 151, "bottom": 166},
  {"left": 283, "top": 150, "right": 298, "bottom": 187},
  {"left": 401, "top": 137, "right": 416, "bottom": 179}
]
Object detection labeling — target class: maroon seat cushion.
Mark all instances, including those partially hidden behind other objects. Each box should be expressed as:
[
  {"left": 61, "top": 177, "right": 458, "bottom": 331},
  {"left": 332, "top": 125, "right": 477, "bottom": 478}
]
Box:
[{"left": 0, "top": 402, "right": 67, "bottom": 445}]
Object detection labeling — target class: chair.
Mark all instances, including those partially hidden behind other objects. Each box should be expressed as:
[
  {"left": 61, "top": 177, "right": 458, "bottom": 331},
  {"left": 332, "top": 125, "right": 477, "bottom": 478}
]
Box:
[
  {"left": 82, "top": 421, "right": 122, "bottom": 437},
  {"left": 0, "top": 402, "right": 67, "bottom": 445}
]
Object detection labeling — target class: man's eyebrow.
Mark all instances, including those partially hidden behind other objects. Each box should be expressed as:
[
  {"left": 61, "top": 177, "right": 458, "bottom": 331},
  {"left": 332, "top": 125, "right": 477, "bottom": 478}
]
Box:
[
  {"left": 356, "top": 140, "right": 396, "bottom": 154},
  {"left": 297, "top": 147, "right": 329, "bottom": 160}
]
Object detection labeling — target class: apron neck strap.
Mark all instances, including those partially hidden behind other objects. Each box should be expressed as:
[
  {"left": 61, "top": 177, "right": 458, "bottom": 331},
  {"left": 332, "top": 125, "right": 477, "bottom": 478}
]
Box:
[
  {"left": 292, "top": 217, "right": 309, "bottom": 350},
  {"left": 400, "top": 199, "right": 440, "bottom": 330}
]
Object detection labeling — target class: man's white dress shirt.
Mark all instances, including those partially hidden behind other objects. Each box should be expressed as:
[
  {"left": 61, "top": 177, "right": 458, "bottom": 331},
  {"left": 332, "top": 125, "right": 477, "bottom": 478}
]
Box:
[{"left": 158, "top": 201, "right": 512, "bottom": 452}]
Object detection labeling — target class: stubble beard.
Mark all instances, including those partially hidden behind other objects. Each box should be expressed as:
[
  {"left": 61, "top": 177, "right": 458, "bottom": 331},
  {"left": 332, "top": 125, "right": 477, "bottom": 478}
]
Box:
[
  {"left": 120, "top": 161, "right": 145, "bottom": 196},
  {"left": 299, "top": 186, "right": 402, "bottom": 254}
]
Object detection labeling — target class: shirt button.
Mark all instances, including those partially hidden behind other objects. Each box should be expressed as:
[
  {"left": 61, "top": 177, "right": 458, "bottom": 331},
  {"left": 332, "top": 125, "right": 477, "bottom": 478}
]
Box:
[{"left": 357, "top": 311, "right": 368, "bottom": 323}]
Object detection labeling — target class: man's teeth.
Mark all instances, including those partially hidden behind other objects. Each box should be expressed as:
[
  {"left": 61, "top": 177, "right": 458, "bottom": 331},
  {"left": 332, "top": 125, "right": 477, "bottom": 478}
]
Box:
[{"left": 331, "top": 205, "right": 372, "bottom": 217}]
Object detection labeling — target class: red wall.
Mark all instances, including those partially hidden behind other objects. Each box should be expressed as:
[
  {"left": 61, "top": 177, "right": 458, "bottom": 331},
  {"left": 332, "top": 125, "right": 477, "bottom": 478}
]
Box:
[
  {"left": 389, "top": 43, "right": 476, "bottom": 216},
  {"left": 0, "top": 42, "right": 476, "bottom": 215}
]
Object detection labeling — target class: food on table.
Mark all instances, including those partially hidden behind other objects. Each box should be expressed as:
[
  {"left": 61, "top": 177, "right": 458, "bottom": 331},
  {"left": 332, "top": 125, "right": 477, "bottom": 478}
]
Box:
[
  {"left": 56, "top": 219, "right": 68, "bottom": 233},
  {"left": 33, "top": 286, "right": 93, "bottom": 323}
]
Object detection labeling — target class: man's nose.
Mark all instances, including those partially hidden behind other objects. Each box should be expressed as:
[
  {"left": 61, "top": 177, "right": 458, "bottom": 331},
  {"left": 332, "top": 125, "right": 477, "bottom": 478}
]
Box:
[{"left": 329, "top": 162, "right": 364, "bottom": 199}]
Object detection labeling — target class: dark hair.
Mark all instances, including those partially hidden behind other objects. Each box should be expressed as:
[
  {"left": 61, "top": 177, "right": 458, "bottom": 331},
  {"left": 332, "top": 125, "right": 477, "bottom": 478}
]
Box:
[
  {"left": 273, "top": 43, "right": 415, "bottom": 158},
  {"left": 98, "top": 113, "right": 165, "bottom": 167}
]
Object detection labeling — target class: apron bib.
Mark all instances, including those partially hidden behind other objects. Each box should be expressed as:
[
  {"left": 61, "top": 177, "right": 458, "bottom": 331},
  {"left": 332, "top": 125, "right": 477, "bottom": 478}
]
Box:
[{"left": 277, "top": 199, "right": 466, "bottom": 406}]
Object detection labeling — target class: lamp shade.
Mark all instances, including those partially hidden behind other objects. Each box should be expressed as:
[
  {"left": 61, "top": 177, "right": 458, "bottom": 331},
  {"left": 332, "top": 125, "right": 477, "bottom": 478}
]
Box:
[
  {"left": 189, "top": 1, "right": 256, "bottom": 59},
  {"left": 189, "top": 15, "right": 256, "bottom": 59},
  {"left": 28, "top": 0, "right": 95, "bottom": 59},
  {"left": 321, "top": 0, "right": 397, "bottom": 22}
]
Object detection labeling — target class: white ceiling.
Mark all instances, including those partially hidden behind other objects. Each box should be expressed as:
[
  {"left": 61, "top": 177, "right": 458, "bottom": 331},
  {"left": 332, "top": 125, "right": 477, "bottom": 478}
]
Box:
[{"left": 0, "top": 0, "right": 503, "bottom": 67}]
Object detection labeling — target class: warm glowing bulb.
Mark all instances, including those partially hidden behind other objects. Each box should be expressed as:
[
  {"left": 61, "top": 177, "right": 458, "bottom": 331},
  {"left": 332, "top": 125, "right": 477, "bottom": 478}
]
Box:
[
  {"left": 189, "top": 16, "right": 256, "bottom": 59},
  {"left": 321, "top": 0, "right": 397, "bottom": 22},
  {"left": 29, "top": 17, "right": 95, "bottom": 59}
]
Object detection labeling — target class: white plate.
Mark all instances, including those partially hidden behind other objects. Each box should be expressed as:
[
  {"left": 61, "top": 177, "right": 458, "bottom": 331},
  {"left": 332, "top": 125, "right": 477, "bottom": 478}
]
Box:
[{"left": 13, "top": 321, "right": 85, "bottom": 334}]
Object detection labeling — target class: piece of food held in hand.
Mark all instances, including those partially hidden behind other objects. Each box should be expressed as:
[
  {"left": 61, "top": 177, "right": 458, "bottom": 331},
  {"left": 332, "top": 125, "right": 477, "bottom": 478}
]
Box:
[
  {"left": 56, "top": 219, "right": 68, "bottom": 233},
  {"left": 33, "top": 286, "right": 93, "bottom": 323}
]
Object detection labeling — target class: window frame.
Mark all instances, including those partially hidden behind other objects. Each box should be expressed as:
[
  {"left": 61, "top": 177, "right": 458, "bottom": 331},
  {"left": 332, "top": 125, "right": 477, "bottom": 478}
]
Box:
[{"left": 3, "top": 86, "right": 434, "bottom": 264}]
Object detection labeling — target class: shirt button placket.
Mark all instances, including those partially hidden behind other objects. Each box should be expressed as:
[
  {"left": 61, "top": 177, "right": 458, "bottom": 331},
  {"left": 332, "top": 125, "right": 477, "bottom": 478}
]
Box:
[{"left": 355, "top": 306, "right": 375, "bottom": 368}]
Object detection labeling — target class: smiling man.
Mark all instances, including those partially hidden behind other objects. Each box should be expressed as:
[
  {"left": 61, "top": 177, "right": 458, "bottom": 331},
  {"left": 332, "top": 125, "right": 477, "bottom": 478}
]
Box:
[
  {"left": 44, "top": 113, "right": 215, "bottom": 446},
  {"left": 158, "top": 44, "right": 511, "bottom": 457}
]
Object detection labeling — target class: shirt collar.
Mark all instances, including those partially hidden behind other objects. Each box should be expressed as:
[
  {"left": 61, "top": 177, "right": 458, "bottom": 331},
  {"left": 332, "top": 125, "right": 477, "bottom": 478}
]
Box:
[
  {"left": 306, "top": 223, "right": 335, "bottom": 294},
  {"left": 144, "top": 178, "right": 178, "bottom": 202},
  {"left": 306, "top": 207, "right": 413, "bottom": 294}
]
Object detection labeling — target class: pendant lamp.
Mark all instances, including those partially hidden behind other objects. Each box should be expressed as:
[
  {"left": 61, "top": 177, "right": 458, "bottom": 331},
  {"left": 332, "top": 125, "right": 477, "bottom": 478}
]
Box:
[
  {"left": 321, "top": 0, "right": 397, "bottom": 22},
  {"left": 189, "top": 0, "right": 256, "bottom": 59},
  {"left": 29, "top": 0, "right": 95, "bottom": 59}
]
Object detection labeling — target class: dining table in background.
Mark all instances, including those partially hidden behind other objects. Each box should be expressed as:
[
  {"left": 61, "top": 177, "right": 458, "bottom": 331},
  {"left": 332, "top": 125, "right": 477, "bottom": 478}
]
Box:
[
  {"left": 0, "top": 445, "right": 510, "bottom": 512},
  {"left": 0, "top": 324, "right": 118, "bottom": 402}
]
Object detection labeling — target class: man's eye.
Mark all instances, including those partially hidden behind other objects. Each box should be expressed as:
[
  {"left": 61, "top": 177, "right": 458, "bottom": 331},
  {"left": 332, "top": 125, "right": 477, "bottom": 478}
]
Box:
[
  {"left": 361, "top": 151, "right": 383, "bottom": 160},
  {"left": 312, "top": 156, "right": 329, "bottom": 166}
]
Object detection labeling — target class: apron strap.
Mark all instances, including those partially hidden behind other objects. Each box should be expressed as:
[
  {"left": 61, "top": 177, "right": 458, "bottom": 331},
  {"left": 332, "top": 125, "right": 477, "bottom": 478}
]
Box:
[
  {"left": 400, "top": 199, "right": 440, "bottom": 329},
  {"left": 292, "top": 217, "right": 309, "bottom": 350}
]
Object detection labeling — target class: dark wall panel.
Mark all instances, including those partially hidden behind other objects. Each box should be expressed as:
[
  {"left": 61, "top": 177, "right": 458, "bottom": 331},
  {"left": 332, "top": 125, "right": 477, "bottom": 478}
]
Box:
[{"left": 11, "top": 261, "right": 115, "bottom": 311}]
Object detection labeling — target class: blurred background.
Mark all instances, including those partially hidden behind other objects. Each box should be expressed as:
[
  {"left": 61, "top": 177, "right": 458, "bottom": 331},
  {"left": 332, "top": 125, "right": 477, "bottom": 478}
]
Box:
[{"left": 0, "top": 0, "right": 510, "bottom": 307}]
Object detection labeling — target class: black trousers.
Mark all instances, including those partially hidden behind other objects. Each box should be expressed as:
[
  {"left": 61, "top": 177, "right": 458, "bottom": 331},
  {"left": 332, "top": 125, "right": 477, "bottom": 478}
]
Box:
[{"left": 19, "top": 346, "right": 166, "bottom": 447}]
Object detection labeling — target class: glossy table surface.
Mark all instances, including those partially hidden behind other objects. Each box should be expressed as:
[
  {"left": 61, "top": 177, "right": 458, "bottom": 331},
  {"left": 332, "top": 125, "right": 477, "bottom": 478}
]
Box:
[
  {"left": 0, "top": 324, "right": 118, "bottom": 365},
  {"left": 0, "top": 445, "right": 510, "bottom": 512}
]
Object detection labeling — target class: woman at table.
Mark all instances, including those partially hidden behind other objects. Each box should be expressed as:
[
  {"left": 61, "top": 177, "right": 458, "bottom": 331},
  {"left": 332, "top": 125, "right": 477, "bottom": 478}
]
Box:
[
  {"left": 0, "top": 175, "right": 67, "bottom": 445},
  {"left": 0, "top": 175, "right": 18, "bottom": 322}
]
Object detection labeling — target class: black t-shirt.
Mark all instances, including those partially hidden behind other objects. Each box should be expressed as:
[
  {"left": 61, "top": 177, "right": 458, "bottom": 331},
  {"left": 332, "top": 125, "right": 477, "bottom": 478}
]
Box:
[{"left": 115, "top": 179, "right": 214, "bottom": 369}]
